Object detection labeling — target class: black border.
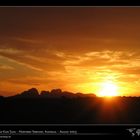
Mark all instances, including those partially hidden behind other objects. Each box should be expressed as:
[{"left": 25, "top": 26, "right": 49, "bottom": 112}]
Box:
[{"left": 0, "top": 0, "right": 140, "bottom": 6}]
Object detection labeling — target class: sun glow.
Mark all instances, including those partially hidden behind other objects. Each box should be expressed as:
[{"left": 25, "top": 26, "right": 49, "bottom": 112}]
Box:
[{"left": 98, "top": 80, "right": 119, "bottom": 97}]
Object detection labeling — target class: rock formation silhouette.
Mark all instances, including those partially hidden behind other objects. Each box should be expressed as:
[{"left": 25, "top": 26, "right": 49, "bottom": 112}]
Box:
[
  {"left": 21, "top": 88, "right": 39, "bottom": 97},
  {"left": 1, "top": 88, "right": 140, "bottom": 124},
  {"left": 8, "top": 88, "right": 96, "bottom": 99}
]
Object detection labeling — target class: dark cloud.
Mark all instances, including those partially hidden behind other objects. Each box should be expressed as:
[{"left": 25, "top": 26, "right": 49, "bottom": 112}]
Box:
[{"left": 1, "top": 7, "right": 140, "bottom": 53}]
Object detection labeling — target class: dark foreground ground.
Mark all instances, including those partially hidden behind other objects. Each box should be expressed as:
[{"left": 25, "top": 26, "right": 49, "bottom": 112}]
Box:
[{"left": 0, "top": 96, "right": 140, "bottom": 124}]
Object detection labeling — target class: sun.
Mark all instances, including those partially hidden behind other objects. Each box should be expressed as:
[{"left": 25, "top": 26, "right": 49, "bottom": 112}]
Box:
[{"left": 98, "top": 80, "right": 119, "bottom": 97}]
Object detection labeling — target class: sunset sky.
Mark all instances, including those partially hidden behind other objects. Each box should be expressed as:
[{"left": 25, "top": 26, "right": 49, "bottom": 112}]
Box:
[{"left": 1, "top": 7, "right": 140, "bottom": 96}]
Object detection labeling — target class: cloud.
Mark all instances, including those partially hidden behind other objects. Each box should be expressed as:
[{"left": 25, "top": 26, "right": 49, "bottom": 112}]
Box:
[
  {"left": 0, "top": 38, "right": 66, "bottom": 72},
  {"left": 1, "top": 40, "right": 140, "bottom": 89},
  {"left": 0, "top": 55, "right": 42, "bottom": 81},
  {"left": 62, "top": 50, "right": 136, "bottom": 68},
  {"left": 0, "top": 64, "right": 14, "bottom": 70}
]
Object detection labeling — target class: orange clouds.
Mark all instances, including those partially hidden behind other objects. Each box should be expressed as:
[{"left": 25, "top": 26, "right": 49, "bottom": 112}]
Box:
[{"left": 1, "top": 7, "right": 140, "bottom": 96}]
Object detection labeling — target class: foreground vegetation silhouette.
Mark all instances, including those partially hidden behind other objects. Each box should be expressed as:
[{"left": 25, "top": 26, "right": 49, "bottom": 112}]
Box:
[{"left": 0, "top": 88, "right": 140, "bottom": 124}]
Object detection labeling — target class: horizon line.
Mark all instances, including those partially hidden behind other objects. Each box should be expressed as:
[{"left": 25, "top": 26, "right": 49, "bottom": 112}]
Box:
[{"left": 1, "top": 87, "right": 140, "bottom": 98}]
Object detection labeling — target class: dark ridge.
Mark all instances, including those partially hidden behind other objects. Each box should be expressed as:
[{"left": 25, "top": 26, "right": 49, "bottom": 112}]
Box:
[
  {"left": 5, "top": 88, "right": 96, "bottom": 99},
  {"left": 0, "top": 88, "right": 140, "bottom": 124}
]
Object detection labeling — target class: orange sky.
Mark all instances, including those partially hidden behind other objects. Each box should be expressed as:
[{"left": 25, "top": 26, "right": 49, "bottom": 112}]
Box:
[{"left": 0, "top": 7, "right": 140, "bottom": 96}]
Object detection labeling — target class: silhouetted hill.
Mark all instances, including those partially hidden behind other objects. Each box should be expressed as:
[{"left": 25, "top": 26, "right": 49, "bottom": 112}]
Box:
[
  {"left": 9, "top": 88, "right": 39, "bottom": 99},
  {"left": 20, "top": 88, "right": 39, "bottom": 97},
  {"left": 0, "top": 88, "right": 140, "bottom": 124},
  {"left": 40, "top": 90, "right": 76, "bottom": 98},
  {"left": 0, "top": 95, "right": 4, "bottom": 103},
  {"left": 0, "top": 95, "right": 4, "bottom": 99},
  {"left": 40, "top": 90, "right": 50, "bottom": 97},
  {"left": 7, "top": 88, "right": 96, "bottom": 99}
]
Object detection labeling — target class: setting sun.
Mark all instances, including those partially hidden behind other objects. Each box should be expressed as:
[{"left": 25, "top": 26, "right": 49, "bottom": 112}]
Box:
[{"left": 98, "top": 81, "right": 119, "bottom": 97}]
